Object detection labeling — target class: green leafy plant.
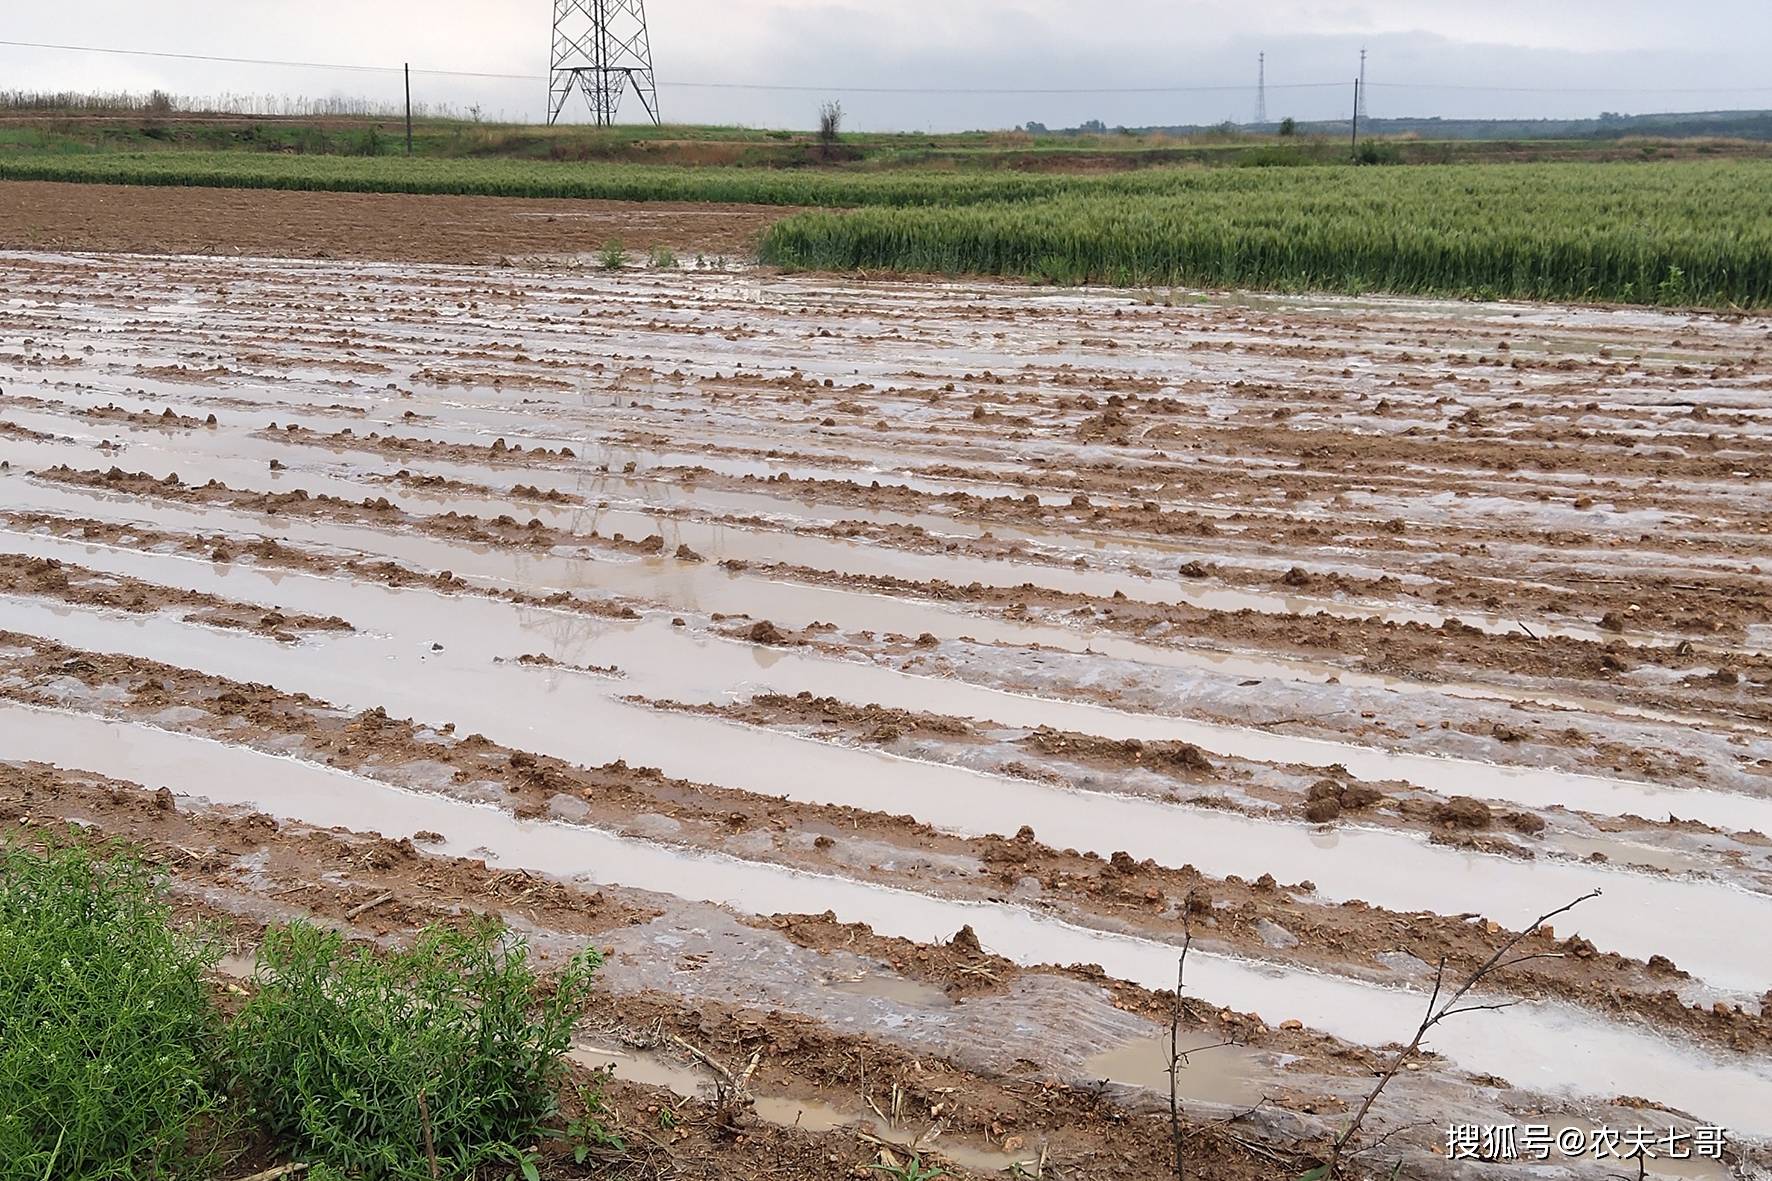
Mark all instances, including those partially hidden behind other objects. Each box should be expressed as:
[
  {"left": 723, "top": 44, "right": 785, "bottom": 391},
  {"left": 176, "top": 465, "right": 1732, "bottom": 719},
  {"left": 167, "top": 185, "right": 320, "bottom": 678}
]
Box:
[
  {"left": 0, "top": 838, "right": 227, "bottom": 1181},
  {"left": 648, "top": 244, "right": 677, "bottom": 269},
  {"left": 548, "top": 1082, "right": 625, "bottom": 1164},
  {"left": 228, "top": 918, "right": 599, "bottom": 1181},
  {"left": 599, "top": 239, "right": 629, "bottom": 270},
  {"left": 496, "top": 1145, "right": 541, "bottom": 1181},
  {"left": 1657, "top": 264, "right": 1689, "bottom": 305}
]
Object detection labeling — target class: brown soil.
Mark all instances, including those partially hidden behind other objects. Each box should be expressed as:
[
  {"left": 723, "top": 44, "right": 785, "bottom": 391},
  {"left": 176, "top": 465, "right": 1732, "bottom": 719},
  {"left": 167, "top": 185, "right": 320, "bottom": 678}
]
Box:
[
  {"left": 0, "top": 552, "right": 351, "bottom": 640},
  {"left": 0, "top": 181, "right": 788, "bottom": 264}
]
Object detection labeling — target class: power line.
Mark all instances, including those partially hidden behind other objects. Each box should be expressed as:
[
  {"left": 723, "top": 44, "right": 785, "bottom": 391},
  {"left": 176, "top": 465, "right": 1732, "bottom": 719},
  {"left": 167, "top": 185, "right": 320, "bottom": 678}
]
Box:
[
  {"left": 673, "top": 80, "right": 1347, "bottom": 95},
  {"left": 0, "top": 37, "right": 1353, "bottom": 94},
  {"left": 3, "top": 38, "right": 1771, "bottom": 99},
  {"left": 1369, "top": 81, "right": 1772, "bottom": 95},
  {"left": 0, "top": 38, "right": 529, "bottom": 79}
]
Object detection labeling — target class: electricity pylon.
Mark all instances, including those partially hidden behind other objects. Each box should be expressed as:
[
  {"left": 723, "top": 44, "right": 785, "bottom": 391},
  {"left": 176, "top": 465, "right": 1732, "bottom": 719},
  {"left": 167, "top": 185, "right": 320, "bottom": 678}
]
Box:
[
  {"left": 549, "top": 0, "right": 661, "bottom": 126},
  {"left": 1256, "top": 52, "right": 1267, "bottom": 125}
]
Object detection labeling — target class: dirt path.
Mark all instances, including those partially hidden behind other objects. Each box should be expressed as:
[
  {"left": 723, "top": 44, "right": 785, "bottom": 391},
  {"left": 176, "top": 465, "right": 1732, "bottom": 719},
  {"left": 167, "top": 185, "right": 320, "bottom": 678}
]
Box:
[
  {"left": 1, "top": 246, "right": 1768, "bottom": 1178},
  {"left": 0, "top": 180, "right": 787, "bottom": 263}
]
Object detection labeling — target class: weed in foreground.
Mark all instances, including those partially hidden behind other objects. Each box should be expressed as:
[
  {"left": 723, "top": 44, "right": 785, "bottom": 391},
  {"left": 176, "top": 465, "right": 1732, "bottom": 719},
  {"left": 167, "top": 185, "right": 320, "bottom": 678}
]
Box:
[
  {"left": 0, "top": 838, "right": 227, "bottom": 1181},
  {"left": 547, "top": 1082, "right": 627, "bottom": 1166},
  {"left": 599, "top": 239, "right": 630, "bottom": 270},
  {"left": 228, "top": 918, "right": 599, "bottom": 1181}
]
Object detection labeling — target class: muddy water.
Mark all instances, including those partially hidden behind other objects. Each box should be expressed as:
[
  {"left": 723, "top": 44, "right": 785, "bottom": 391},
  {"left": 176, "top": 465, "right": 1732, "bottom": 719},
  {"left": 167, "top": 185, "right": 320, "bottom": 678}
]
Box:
[
  {"left": 0, "top": 392, "right": 1728, "bottom": 653},
  {"left": 7, "top": 508, "right": 1766, "bottom": 842},
  {"left": 568, "top": 1046, "right": 1034, "bottom": 1170},
  {"left": 4, "top": 699, "right": 1770, "bottom": 1137},
  {"left": 1080, "top": 1034, "right": 1268, "bottom": 1105},
  {"left": 10, "top": 252, "right": 1772, "bottom": 1158},
  {"left": 0, "top": 427, "right": 1620, "bottom": 681},
  {"left": 6, "top": 576, "right": 1772, "bottom": 994}
]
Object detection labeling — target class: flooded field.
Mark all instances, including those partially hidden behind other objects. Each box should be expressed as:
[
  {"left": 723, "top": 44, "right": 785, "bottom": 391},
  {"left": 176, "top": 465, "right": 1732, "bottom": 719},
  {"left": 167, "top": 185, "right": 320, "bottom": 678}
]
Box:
[{"left": 2, "top": 245, "right": 1769, "bottom": 1178}]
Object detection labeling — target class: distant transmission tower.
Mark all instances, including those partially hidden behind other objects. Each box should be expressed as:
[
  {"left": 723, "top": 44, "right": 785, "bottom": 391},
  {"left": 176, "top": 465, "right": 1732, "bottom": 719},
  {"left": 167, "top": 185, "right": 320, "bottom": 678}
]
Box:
[
  {"left": 1358, "top": 47, "right": 1369, "bottom": 120},
  {"left": 548, "top": 0, "right": 661, "bottom": 126},
  {"left": 1256, "top": 52, "right": 1267, "bottom": 125}
]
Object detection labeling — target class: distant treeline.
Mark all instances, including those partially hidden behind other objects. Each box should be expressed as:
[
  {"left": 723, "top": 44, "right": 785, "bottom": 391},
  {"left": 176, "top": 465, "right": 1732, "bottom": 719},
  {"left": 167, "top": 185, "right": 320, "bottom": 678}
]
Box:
[
  {"left": 0, "top": 90, "right": 477, "bottom": 121},
  {"left": 1027, "top": 109, "right": 1772, "bottom": 142}
]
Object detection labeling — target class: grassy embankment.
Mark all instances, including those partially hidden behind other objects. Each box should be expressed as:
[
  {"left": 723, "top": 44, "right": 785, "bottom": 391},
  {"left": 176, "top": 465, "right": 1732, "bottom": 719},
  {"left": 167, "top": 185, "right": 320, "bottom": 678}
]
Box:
[{"left": 7, "top": 110, "right": 1761, "bottom": 168}]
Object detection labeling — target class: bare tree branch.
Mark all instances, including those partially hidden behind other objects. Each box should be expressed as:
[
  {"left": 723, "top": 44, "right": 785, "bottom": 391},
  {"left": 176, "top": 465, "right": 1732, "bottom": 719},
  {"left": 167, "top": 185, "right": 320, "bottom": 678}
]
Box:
[
  {"left": 1170, "top": 898, "right": 1195, "bottom": 1181},
  {"left": 1324, "top": 889, "right": 1602, "bottom": 1177}
]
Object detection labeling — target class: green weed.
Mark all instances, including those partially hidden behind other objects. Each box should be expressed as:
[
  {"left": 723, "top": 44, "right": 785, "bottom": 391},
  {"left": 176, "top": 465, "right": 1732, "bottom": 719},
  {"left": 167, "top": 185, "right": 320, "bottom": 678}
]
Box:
[
  {"left": 648, "top": 244, "right": 677, "bottom": 269},
  {"left": 599, "top": 239, "right": 630, "bottom": 270},
  {"left": 0, "top": 839, "right": 227, "bottom": 1181},
  {"left": 548, "top": 1083, "right": 626, "bottom": 1164},
  {"left": 227, "top": 918, "right": 599, "bottom": 1181}
]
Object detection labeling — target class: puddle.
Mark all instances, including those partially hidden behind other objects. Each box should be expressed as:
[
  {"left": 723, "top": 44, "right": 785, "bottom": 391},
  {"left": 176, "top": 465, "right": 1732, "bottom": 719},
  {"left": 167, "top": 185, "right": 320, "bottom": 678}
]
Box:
[
  {"left": 567, "top": 1044, "right": 714, "bottom": 1098},
  {"left": 1081, "top": 1032, "right": 1267, "bottom": 1106},
  {"left": 748, "top": 1094, "right": 1031, "bottom": 1172},
  {"left": 567, "top": 1045, "right": 1031, "bottom": 1169},
  {"left": 1553, "top": 834, "right": 1713, "bottom": 876},
  {"left": 829, "top": 972, "right": 951, "bottom": 1007},
  {"left": 2, "top": 701, "right": 1770, "bottom": 1137}
]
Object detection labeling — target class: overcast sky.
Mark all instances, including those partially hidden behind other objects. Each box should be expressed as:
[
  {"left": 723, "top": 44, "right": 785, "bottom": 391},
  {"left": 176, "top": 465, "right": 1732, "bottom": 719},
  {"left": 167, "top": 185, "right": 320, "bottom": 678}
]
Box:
[{"left": 4, "top": 1, "right": 1771, "bottom": 131}]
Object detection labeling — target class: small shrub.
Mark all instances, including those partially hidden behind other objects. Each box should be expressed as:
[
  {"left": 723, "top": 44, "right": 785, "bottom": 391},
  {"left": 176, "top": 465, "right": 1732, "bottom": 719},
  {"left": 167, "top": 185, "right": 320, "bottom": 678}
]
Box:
[
  {"left": 648, "top": 244, "right": 677, "bottom": 269},
  {"left": 347, "top": 125, "right": 384, "bottom": 157},
  {"left": 1278, "top": 117, "right": 1297, "bottom": 137},
  {"left": 1354, "top": 139, "right": 1400, "bottom": 165},
  {"left": 0, "top": 839, "right": 226, "bottom": 1181},
  {"left": 599, "top": 239, "right": 629, "bottom": 270},
  {"left": 228, "top": 919, "right": 598, "bottom": 1181},
  {"left": 818, "top": 100, "right": 844, "bottom": 147}
]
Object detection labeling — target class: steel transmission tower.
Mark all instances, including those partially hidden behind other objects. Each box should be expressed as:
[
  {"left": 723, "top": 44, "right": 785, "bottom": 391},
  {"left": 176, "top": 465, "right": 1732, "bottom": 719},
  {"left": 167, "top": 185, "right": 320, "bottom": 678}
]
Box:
[
  {"left": 549, "top": 0, "right": 661, "bottom": 126},
  {"left": 1256, "top": 52, "right": 1267, "bottom": 125},
  {"left": 1358, "top": 47, "right": 1369, "bottom": 120}
]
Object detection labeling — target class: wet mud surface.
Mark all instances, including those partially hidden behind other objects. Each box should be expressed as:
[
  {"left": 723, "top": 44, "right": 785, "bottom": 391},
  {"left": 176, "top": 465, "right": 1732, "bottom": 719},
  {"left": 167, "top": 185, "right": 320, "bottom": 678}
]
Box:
[
  {"left": 0, "top": 181, "right": 785, "bottom": 264},
  {"left": 1, "top": 245, "right": 1769, "bottom": 1177}
]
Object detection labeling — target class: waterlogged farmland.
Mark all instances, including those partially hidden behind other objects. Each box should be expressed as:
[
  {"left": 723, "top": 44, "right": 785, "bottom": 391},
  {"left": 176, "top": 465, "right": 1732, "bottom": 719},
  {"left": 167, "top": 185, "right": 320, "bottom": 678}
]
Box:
[
  {"left": 1, "top": 240, "right": 1769, "bottom": 1177},
  {"left": 4, "top": 149, "right": 1771, "bottom": 304}
]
